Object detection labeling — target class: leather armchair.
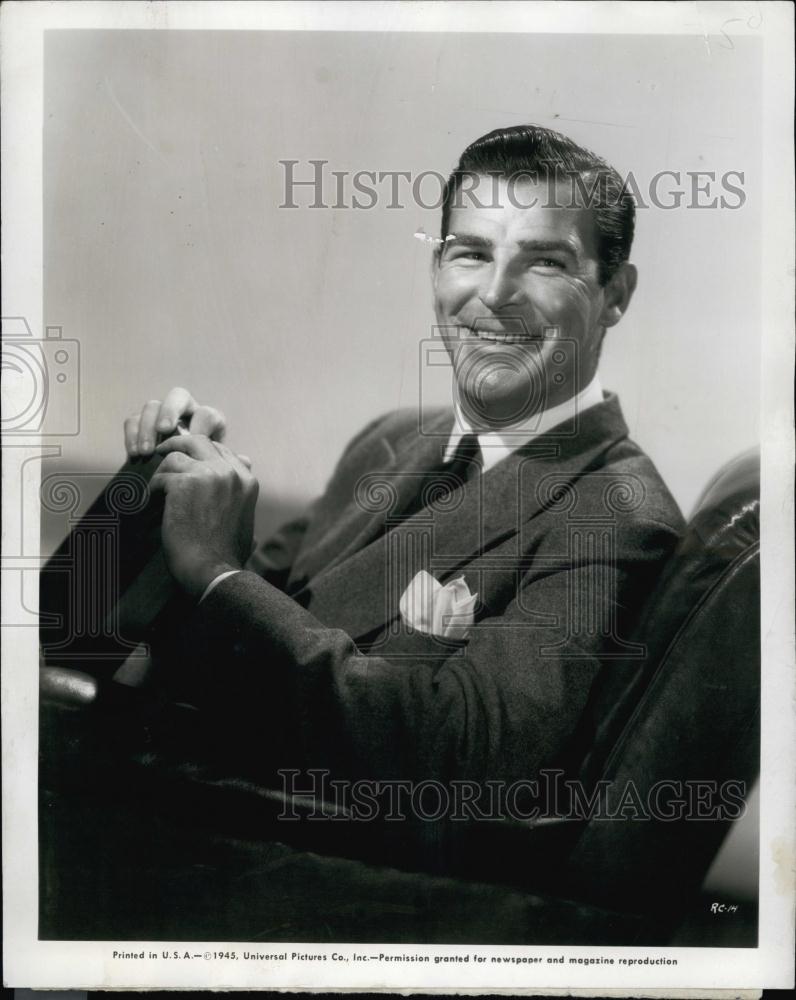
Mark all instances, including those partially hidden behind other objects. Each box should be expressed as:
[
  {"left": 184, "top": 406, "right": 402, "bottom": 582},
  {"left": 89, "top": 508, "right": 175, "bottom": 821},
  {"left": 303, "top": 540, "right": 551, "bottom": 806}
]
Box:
[
  {"left": 563, "top": 448, "right": 760, "bottom": 909},
  {"left": 39, "top": 449, "right": 760, "bottom": 945}
]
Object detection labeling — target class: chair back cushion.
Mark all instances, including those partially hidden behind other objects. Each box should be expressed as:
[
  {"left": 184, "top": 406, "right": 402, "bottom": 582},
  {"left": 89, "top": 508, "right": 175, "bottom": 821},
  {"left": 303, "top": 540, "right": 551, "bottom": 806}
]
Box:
[{"left": 562, "top": 449, "right": 760, "bottom": 910}]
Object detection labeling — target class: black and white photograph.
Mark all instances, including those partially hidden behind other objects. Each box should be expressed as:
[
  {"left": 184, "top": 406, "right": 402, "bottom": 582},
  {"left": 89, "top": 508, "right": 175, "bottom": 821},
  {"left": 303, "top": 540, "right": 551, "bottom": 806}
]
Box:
[{"left": 2, "top": 1, "right": 794, "bottom": 993}]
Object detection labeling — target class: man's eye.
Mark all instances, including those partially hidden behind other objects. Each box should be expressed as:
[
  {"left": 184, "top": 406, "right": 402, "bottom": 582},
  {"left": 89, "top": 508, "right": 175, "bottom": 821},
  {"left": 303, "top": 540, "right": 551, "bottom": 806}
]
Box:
[
  {"left": 533, "top": 257, "right": 566, "bottom": 270},
  {"left": 449, "top": 250, "right": 486, "bottom": 262}
]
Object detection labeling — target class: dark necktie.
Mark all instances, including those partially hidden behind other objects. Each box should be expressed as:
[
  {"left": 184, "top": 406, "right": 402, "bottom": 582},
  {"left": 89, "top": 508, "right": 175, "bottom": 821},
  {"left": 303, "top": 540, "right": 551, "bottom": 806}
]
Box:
[
  {"left": 394, "top": 433, "right": 482, "bottom": 524},
  {"left": 444, "top": 432, "right": 482, "bottom": 490}
]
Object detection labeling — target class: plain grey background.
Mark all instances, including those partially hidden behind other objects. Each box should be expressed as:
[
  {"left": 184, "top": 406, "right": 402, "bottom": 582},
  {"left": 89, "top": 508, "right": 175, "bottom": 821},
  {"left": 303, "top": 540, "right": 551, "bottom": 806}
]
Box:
[{"left": 43, "top": 29, "right": 761, "bottom": 546}]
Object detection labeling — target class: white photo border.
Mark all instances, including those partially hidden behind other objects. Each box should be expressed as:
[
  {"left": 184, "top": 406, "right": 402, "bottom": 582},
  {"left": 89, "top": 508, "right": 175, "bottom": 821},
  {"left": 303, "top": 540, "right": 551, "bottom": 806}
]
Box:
[{"left": 2, "top": 0, "right": 794, "bottom": 992}]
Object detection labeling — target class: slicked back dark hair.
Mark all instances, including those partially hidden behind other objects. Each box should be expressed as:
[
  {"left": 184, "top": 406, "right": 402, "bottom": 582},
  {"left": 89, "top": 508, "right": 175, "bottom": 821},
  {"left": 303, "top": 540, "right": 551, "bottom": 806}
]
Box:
[{"left": 440, "top": 125, "right": 635, "bottom": 286}]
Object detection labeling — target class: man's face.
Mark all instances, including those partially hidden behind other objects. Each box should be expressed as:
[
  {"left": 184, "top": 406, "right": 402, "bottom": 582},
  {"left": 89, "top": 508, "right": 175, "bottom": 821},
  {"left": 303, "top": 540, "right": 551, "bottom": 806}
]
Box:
[{"left": 432, "top": 176, "right": 634, "bottom": 429}]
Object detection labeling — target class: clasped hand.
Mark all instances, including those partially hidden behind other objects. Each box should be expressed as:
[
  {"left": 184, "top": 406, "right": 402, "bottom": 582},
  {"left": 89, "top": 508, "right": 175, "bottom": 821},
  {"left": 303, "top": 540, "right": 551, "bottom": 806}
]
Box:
[{"left": 125, "top": 387, "right": 258, "bottom": 600}]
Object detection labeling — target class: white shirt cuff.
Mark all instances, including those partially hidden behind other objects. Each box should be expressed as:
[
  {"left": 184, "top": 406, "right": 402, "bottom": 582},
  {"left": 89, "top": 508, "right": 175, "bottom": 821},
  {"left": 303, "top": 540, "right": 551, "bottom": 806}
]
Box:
[{"left": 199, "top": 569, "right": 240, "bottom": 604}]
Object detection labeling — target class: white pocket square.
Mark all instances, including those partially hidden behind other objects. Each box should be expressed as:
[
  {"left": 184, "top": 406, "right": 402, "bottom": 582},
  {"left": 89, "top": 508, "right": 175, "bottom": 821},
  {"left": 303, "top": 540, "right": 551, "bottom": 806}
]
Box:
[{"left": 399, "top": 570, "right": 478, "bottom": 641}]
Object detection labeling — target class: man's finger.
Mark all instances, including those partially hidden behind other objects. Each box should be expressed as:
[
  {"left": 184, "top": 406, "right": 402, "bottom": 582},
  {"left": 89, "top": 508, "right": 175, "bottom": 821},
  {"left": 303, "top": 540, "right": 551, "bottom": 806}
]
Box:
[
  {"left": 149, "top": 452, "right": 199, "bottom": 493},
  {"left": 157, "top": 451, "right": 197, "bottom": 475},
  {"left": 156, "top": 432, "right": 220, "bottom": 463},
  {"left": 210, "top": 439, "right": 252, "bottom": 476},
  {"left": 138, "top": 400, "right": 163, "bottom": 456},
  {"left": 189, "top": 404, "right": 226, "bottom": 440},
  {"left": 157, "top": 387, "right": 197, "bottom": 435},
  {"left": 150, "top": 471, "right": 179, "bottom": 495},
  {"left": 124, "top": 414, "right": 141, "bottom": 456}
]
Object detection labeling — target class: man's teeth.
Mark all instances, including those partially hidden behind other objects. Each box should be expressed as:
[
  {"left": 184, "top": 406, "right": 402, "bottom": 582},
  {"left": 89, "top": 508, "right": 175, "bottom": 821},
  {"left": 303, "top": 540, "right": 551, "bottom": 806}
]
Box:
[{"left": 467, "top": 328, "right": 533, "bottom": 343}]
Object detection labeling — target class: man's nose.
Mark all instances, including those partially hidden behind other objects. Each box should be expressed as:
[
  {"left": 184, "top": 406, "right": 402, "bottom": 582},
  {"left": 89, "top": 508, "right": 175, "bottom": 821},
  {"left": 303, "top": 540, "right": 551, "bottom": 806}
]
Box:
[{"left": 478, "top": 263, "right": 523, "bottom": 311}]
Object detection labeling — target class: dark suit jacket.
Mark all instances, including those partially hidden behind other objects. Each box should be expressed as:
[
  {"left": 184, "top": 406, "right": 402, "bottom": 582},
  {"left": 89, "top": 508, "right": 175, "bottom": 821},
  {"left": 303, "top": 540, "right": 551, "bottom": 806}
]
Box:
[{"left": 171, "top": 393, "right": 684, "bottom": 793}]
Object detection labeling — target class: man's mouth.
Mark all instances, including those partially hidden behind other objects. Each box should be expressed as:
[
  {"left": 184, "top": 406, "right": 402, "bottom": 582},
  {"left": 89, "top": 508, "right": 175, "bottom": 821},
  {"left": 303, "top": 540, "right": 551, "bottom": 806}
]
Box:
[{"left": 459, "top": 324, "right": 537, "bottom": 345}]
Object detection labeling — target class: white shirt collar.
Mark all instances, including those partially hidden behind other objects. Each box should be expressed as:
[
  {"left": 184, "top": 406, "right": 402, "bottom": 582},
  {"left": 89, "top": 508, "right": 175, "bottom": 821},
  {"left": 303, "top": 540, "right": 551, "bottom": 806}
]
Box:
[{"left": 443, "top": 374, "right": 604, "bottom": 472}]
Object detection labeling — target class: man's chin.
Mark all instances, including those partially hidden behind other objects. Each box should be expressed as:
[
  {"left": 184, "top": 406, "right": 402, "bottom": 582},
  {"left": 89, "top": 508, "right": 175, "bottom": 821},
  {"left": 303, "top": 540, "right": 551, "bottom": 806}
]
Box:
[{"left": 455, "top": 378, "right": 546, "bottom": 430}]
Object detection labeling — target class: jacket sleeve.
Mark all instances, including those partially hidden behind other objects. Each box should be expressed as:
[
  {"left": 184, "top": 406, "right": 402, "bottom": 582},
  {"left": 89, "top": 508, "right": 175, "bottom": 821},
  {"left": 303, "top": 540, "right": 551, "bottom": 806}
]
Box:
[{"left": 173, "top": 516, "right": 680, "bottom": 788}]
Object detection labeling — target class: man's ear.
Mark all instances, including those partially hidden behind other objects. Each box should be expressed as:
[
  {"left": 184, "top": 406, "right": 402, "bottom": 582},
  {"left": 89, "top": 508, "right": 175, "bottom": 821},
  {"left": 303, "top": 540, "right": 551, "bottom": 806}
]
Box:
[{"left": 599, "top": 262, "right": 638, "bottom": 328}]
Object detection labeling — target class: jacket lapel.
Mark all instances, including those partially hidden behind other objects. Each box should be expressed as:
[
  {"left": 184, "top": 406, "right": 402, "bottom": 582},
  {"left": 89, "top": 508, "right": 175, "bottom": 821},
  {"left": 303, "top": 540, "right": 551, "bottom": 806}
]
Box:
[
  {"left": 288, "top": 410, "right": 453, "bottom": 585},
  {"left": 295, "top": 394, "right": 629, "bottom": 640}
]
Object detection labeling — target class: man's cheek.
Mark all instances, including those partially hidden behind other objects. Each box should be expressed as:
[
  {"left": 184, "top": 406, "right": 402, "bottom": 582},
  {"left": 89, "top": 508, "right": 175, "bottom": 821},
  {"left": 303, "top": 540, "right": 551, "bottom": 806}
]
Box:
[
  {"left": 435, "top": 272, "right": 474, "bottom": 312},
  {"left": 535, "top": 277, "right": 593, "bottom": 319},
  {"left": 558, "top": 277, "right": 600, "bottom": 320}
]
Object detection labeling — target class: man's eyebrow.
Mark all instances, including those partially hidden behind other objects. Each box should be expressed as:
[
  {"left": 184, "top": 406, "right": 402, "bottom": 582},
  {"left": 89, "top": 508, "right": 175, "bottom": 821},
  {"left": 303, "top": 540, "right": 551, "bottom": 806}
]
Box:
[
  {"left": 443, "top": 233, "right": 495, "bottom": 249},
  {"left": 443, "top": 234, "right": 580, "bottom": 258},
  {"left": 516, "top": 238, "right": 579, "bottom": 258}
]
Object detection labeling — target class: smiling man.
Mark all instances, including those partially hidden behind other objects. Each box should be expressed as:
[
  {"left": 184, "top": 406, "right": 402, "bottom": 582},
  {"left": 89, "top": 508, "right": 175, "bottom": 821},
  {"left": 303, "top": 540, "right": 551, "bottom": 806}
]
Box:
[
  {"left": 433, "top": 129, "right": 636, "bottom": 433},
  {"left": 125, "top": 125, "right": 684, "bottom": 825}
]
